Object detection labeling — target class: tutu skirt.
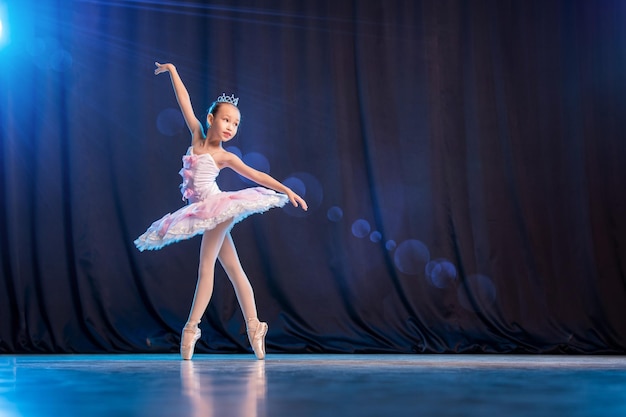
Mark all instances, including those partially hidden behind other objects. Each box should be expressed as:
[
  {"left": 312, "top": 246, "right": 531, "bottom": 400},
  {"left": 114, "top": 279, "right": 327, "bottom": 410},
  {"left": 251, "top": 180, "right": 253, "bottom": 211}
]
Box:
[{"left": 134, "top": 187, "right": 288, "bottom": 251}]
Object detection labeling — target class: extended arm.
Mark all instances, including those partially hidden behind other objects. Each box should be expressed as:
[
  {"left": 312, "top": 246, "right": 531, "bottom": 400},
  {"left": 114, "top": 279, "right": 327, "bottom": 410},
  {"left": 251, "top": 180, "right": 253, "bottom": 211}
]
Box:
[
  {"left": 154, "top": 62, "right": 203, "bottom": 137},
  {"left": 220, "top": 152, "right": 308, "bottom": 210}
]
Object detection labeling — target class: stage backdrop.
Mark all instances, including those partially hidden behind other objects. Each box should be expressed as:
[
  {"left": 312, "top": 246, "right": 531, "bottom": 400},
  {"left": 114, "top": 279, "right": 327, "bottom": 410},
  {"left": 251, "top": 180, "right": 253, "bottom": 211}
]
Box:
[{"left": 1, "top": 0, "right": 625, "bottom": 354}]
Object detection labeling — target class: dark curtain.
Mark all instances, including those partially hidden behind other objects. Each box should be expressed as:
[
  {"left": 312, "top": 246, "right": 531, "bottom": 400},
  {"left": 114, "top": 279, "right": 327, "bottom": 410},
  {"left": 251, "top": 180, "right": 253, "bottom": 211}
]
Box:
[{"left": 1, "top": 0, "right": 624, "bottom": 354}]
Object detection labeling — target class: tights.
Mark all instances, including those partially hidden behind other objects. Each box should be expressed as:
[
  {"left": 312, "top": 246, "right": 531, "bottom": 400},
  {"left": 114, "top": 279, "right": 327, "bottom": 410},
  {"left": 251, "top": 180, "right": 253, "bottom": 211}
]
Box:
[{"left": 185, "top": 220, "right": 259, "bottom": 331}]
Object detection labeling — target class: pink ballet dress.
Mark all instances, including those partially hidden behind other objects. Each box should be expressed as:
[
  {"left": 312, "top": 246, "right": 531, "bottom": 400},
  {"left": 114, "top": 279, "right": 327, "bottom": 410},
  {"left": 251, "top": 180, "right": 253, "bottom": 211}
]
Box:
[{"left": 134, "top": 147, "right": 288, "bottom": 251}]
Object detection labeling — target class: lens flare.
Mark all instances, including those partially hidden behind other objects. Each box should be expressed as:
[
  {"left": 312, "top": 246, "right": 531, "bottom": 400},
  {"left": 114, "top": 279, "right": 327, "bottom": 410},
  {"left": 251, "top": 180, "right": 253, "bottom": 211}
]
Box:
[{"left": 0, "top": 6, "right": 6, "bottom": 50}]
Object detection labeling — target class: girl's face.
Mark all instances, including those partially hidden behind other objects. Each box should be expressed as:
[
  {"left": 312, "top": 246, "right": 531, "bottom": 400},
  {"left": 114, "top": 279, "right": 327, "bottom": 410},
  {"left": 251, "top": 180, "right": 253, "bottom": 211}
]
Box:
[{"left": 208, "top": 104, "right": 240, "bottom": 142}]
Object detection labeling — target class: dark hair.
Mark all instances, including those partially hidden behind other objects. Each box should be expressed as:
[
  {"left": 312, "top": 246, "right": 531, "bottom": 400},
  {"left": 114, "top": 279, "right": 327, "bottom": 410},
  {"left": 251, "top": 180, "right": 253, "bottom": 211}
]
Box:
[{"left": 204, "top": 101, "right": 242, "bottom": 131}]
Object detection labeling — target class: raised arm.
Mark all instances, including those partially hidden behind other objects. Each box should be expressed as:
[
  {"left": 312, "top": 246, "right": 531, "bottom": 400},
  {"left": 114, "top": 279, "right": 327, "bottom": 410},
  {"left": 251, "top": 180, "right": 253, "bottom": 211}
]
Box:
[{"left": 154, "top": 62, "right": 203, "bottom": 137}]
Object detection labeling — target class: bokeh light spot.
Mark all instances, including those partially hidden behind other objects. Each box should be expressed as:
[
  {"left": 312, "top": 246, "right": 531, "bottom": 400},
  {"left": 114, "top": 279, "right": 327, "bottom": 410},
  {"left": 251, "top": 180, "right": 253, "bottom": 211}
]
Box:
[
  {"left": 243, "top": 152, "right": 270, "bottom": 173},
  {"left": 425, "top": 258, "right": 458, "bottom": 288},
  {"left": 327, "top": 206, "right": 343, "bottom": 222},
  {"left": 240, "top": 152, "right": 270, "bottom": 185},
  {"left": 282, "top": 172, "right": 323, "bottom": 217},
  {"left": 27, "top": 37, "right": 66, "bottom": 70},
  {"left": 282, "top": 176, "right": 305, "bottom": 196},
  {"left": 50, "top": 49, "right": 72, "bottom": 72},
  {"left": 457, "top": 274, "right": 497, "bottom": 311},
  {"left": 370, "top": 231, "right": 382, "bottom": 243},
  {"left": 393, "top": 239, "right": 430, "bottom": 275},
  {"left": 225, "top": 146, "right": 242, "bottom": 159},
  {"left": 156, "top": 108, "right": 184, "bottom": 136},
  {"left": 385, "top": 240, "right": 397, "bottom": 251},
  {"left": 351, "top": 219, "right": 371, "bottom": 238},
  {"left": 27, "top": 37, "right": 54, "bottom": 58}
]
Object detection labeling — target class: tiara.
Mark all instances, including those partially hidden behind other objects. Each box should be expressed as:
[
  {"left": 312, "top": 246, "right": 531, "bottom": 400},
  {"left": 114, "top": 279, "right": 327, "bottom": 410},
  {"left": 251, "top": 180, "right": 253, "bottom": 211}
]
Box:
[{"left": 216, "top": 92, "right": 239, "bottom": 106}]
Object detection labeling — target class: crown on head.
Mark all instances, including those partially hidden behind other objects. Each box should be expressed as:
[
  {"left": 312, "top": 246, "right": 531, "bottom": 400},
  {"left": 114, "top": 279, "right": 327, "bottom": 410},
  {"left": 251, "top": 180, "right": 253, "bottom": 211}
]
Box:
[{"left": 216, "top": 92, "right": 239, "bottom": 106}]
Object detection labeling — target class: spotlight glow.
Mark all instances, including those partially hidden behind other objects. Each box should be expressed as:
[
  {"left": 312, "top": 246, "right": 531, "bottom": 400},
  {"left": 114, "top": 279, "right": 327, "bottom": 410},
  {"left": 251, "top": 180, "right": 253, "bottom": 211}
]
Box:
[{"left": 0, "top": 2, "right": 7, "bottom": 50}]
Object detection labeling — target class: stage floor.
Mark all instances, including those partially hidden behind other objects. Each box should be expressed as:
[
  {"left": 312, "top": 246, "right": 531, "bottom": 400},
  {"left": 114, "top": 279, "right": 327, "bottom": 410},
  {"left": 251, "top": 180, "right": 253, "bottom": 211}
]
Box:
[{"left": 1, "top": 354, "right": 626, "bottom": 416}]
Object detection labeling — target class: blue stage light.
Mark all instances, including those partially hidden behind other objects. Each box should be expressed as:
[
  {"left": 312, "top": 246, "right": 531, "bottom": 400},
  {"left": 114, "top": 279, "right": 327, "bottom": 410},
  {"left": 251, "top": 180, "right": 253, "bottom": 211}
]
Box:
[{"left": 0, "top": 2, "right": 8, "bottom": 50}]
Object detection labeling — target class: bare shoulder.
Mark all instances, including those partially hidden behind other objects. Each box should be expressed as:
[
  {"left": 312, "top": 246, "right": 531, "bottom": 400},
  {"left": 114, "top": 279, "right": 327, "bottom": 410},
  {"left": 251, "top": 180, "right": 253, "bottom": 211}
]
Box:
[{"left": 210, "top": 149, "right": 241, "bottom": 168}]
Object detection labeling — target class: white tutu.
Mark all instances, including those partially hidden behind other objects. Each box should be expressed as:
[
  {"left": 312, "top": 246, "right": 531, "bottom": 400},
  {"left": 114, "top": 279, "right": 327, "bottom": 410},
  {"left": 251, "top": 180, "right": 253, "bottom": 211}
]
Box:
[{"left": 135, "top": 148, "right": 288, "bottom": 251}]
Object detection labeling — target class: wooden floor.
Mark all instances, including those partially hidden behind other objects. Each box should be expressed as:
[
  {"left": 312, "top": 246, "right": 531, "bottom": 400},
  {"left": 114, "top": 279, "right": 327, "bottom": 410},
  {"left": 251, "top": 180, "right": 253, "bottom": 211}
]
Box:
[{"left": 2, "top": 354, "right": 626, "bottom": 416}]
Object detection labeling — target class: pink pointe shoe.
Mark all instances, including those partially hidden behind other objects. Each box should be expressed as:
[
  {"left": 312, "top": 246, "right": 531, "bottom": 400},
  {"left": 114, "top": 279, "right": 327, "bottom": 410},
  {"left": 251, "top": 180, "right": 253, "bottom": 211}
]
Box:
[
  {"left": 180, "top": 323, "right": 201, "bottom": 361},
  {"left": 247, "top": 319, "right": 268, "bottom": 360}
]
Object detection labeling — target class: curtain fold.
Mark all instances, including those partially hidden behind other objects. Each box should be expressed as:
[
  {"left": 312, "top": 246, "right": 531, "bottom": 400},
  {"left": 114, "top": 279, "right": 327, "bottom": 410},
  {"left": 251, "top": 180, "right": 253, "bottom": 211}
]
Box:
[{"left": 1, "top": 0, "right": 624, "bottom": 354}]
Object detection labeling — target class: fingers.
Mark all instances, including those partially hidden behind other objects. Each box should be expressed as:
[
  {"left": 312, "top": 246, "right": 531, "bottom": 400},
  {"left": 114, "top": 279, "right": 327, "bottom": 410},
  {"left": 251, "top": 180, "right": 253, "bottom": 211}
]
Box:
[
  {"left": 154, "top": 62, "right": 166, "bottom": 75},
  {"left": 292, "top": 196, "right": 308, "bottom": 211}
]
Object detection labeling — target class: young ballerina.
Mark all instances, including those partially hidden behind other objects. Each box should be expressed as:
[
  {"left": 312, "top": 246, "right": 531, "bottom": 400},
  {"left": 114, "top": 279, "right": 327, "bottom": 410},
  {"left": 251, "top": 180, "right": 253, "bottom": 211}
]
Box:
[{"left": 135, "top": 62, "right": 307, "bottom": 361}]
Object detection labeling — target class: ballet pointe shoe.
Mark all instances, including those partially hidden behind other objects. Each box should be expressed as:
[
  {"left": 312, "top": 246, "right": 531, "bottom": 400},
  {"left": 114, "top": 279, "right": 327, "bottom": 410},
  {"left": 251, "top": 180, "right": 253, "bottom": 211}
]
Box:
[
  {"left": 247, "top": 318, "right": 268, "bottom": 360},
  {"left": 181, "top": 321, "right": 201, "bottom": 361}
]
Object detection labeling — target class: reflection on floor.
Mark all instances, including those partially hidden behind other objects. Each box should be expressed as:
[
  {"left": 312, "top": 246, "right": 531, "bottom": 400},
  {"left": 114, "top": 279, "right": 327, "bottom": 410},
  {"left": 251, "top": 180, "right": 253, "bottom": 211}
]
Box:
[{"left": 1, "top": 354, "right": 626, "bottom": 417}]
